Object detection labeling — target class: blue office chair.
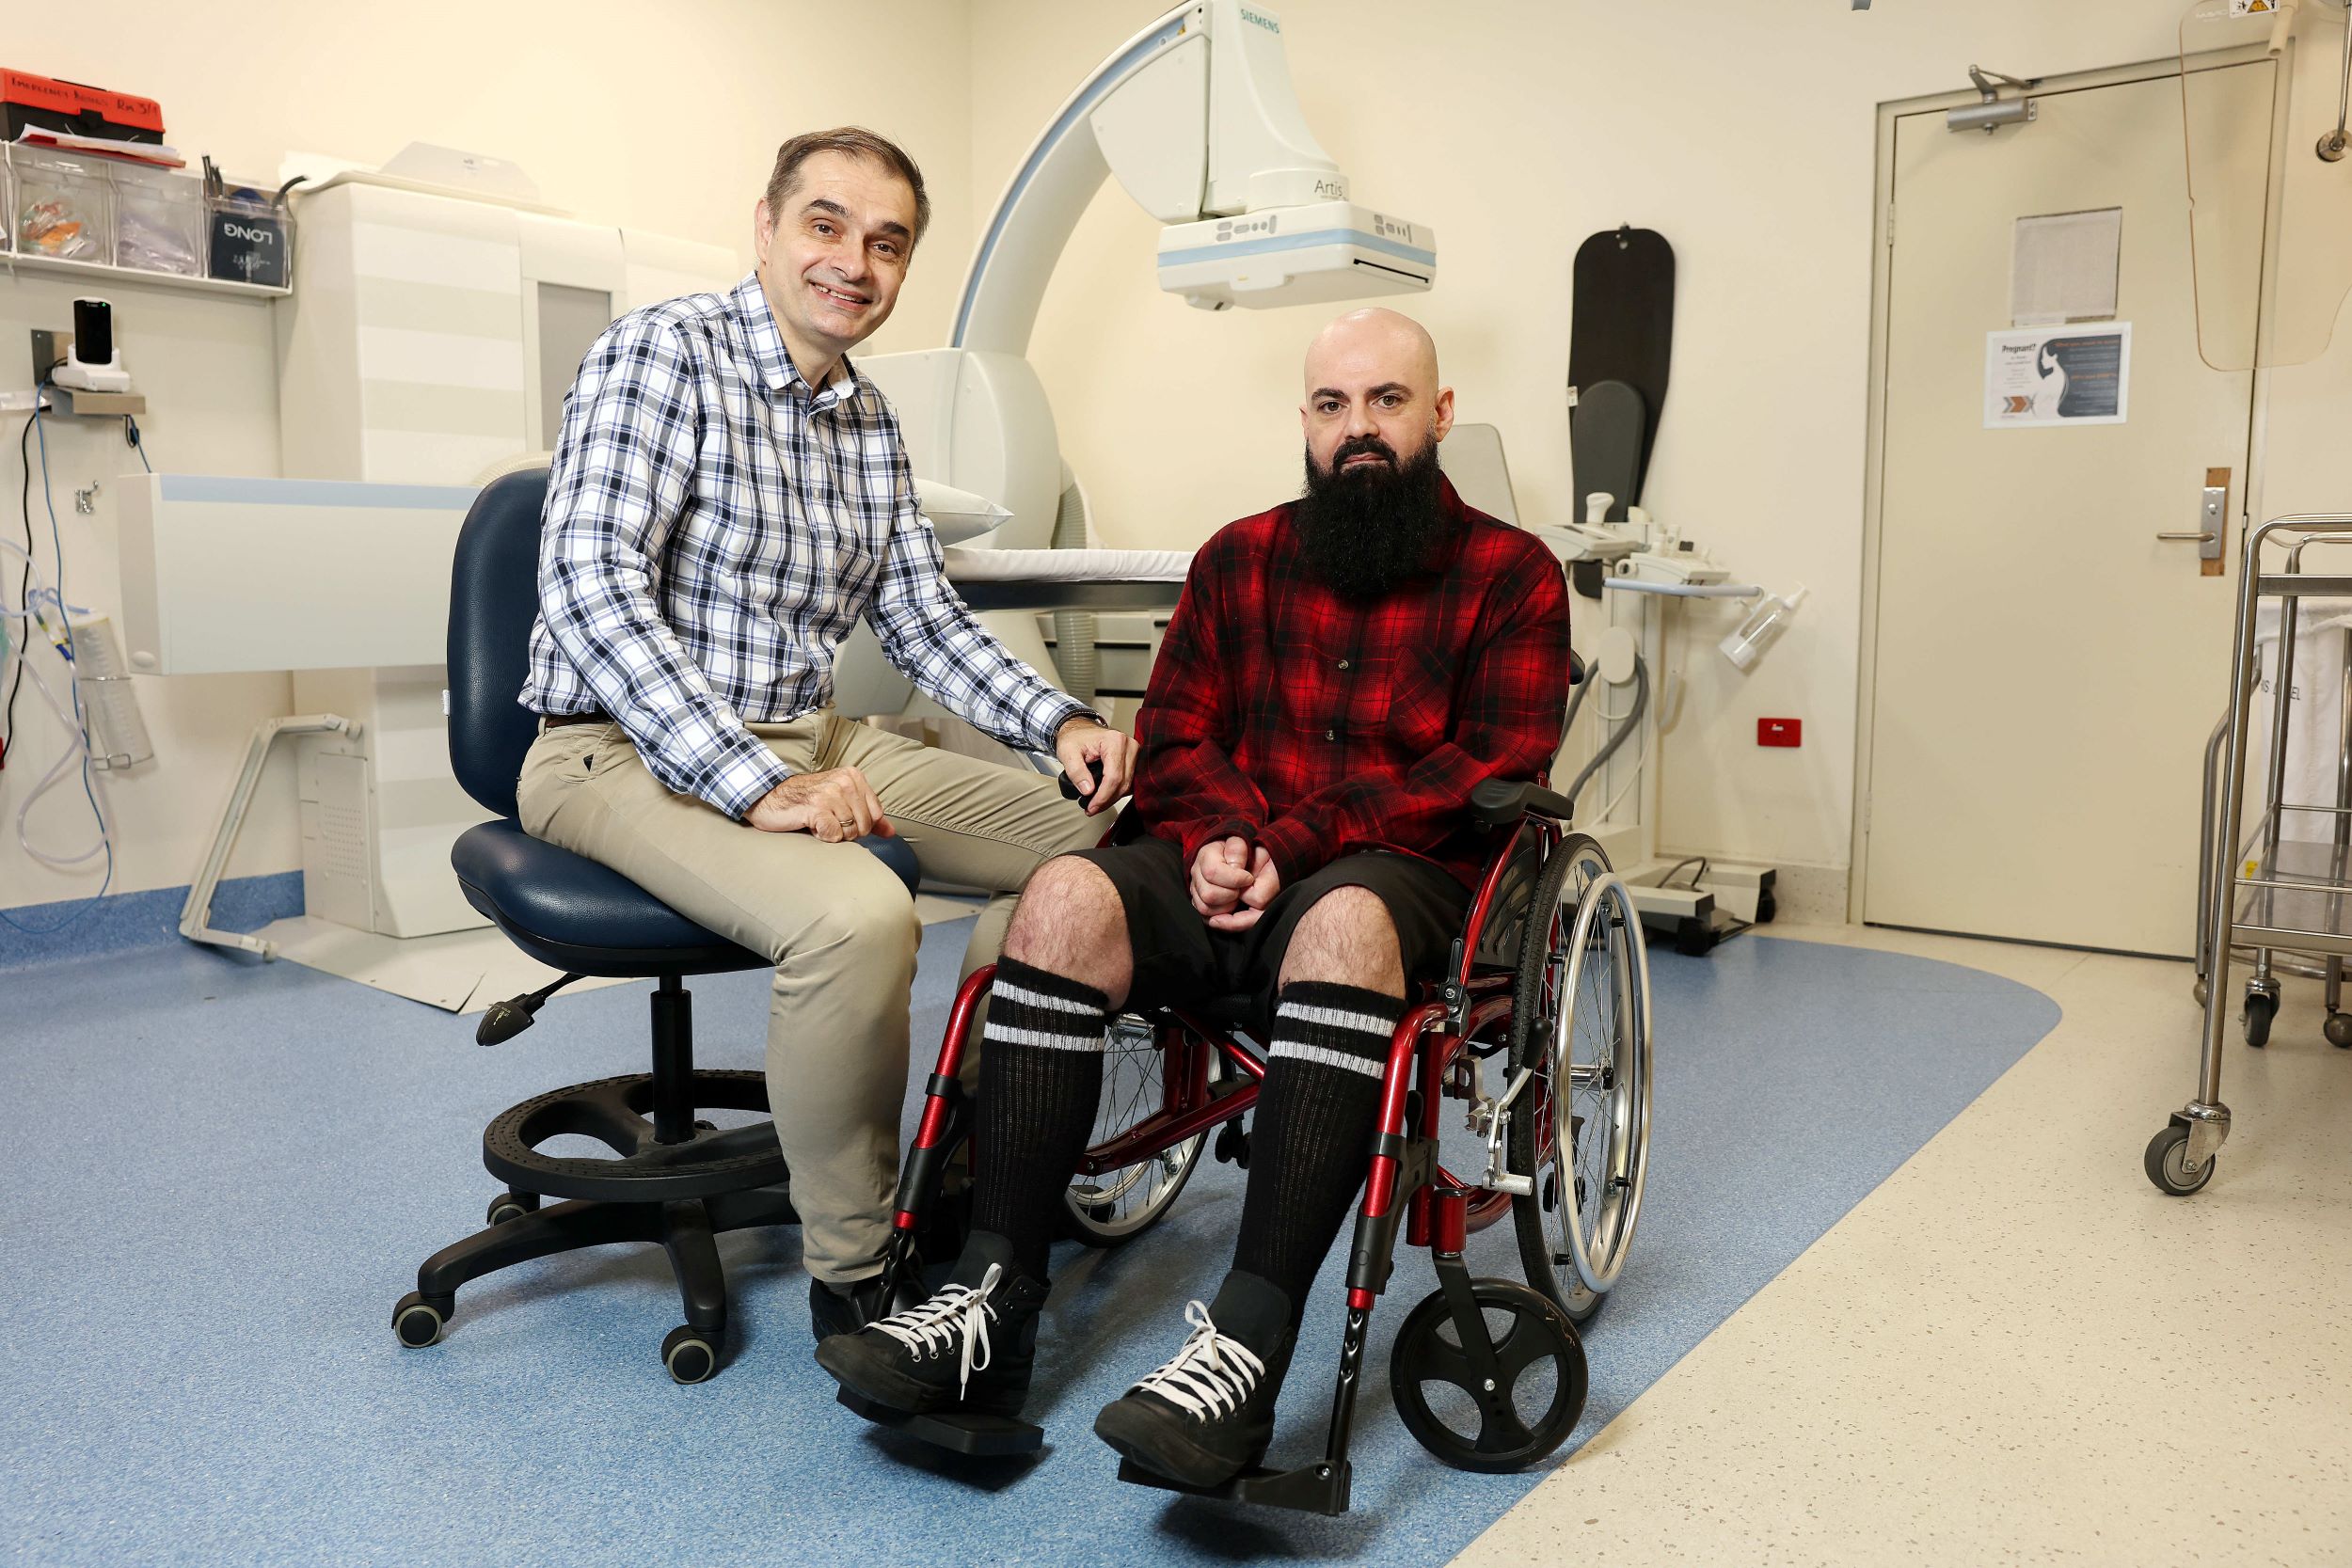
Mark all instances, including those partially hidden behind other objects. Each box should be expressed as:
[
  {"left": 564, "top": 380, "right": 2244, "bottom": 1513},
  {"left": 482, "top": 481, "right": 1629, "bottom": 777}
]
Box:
[{"left": 390, "top": 468, "right": 919, "bottom": 1384}]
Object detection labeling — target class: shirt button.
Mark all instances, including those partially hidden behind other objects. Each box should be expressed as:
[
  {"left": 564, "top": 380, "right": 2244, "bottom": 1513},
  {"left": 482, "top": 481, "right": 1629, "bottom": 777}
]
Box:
[
  {"left": 1337, "top": 658, "right": 1351, "bottom": 671},
  {"left": 1325, "top": 728, "right": 1337, "bottom": 741}
]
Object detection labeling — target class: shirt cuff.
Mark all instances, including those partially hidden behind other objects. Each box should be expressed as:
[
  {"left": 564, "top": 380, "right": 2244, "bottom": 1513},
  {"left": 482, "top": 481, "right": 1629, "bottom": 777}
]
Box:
[
  {"left": 1254, "top": 816, "right": 1325, "bottom": 888},
  {"left": 1031, "top": 695, "right": 1103, "bottom": 751},
  {"left": 705, "top": 741, "right": 795, "bottom": 821},
  {"left": 1179, "top": 816, "right": 1262, "bottom": 869}
]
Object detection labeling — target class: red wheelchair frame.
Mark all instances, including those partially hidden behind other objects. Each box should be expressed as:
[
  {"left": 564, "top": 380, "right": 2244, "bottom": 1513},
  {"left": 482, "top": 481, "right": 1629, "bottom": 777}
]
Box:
[{"left": 866, "top": 781, "right": 1593, "bottom": 1515}]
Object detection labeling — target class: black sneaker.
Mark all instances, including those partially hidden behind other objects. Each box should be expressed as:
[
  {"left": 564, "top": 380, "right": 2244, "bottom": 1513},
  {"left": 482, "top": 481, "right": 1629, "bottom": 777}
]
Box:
[
  {"left": 808, "top": 1271, "right": 914, "bottom": 1343},
  {"left": 815, "top": 1233, "right": 1047, "bottom": 1419},
  {"left": 1093, "top": 1273, "right": 1296, "bottom": 1488}
]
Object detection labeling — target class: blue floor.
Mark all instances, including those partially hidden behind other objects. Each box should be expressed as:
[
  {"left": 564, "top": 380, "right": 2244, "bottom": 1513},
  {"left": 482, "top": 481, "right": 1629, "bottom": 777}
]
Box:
[{"left": 0, "top": 925, "right": 2058, "bottom": 1567}]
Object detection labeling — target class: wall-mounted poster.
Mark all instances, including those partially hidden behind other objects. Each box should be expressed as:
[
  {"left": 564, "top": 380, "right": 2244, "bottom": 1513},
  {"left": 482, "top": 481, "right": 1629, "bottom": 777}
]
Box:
[{"left": 1984, "top": 324, "right": 2131, "bottom": 428}]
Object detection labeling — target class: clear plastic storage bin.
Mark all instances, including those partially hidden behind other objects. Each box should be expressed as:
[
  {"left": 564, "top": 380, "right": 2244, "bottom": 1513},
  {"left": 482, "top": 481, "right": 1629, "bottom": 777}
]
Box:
[
  {"left": 205, "top": 183, "right": 291, "bottom": 287},
  {"left": 112, "top": 163, "right": 205, "bottom": 276},
  {"left": 11, "top": 146, "right": 113, "bottom": 263}
]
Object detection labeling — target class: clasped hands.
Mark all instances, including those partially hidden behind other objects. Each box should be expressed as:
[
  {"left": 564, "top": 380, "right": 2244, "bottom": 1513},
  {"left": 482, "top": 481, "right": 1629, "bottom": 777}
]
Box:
[{"left": 1190, "top": 835, "right": 1279, "bottom": 931}]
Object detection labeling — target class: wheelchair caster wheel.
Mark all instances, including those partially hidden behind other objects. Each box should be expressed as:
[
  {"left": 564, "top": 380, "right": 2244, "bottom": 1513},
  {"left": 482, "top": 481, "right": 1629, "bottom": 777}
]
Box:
[
  {"left": 662, "top": 1324, "right": 719, "bottom": 1384},
  {"left": 485, "top": 1191, "right": 539, "bottom": 1227},
  {"left": 1390, "top": 1278, "right": 1587, "bottom": 1473},
  {"left": 2143, "top": 1125, "right": 2215, "bottom": 1196},
  {"left": 2242, "top": 990, "right": 2276, "bottom": 1049},
  {"left": 2327, "top": 1013, "right": 2352, "bottom": 1049},
  {"left": 392, "top": 1291, "right": 452, "bottom": 1348},
  {"left": 1214, "top": 1120, "right": 1251, "bottom": 1169}
]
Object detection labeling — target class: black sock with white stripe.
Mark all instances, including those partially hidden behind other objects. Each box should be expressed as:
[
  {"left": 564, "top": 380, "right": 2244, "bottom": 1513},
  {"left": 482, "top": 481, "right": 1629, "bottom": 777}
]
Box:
[
  {"left": 1230, "top": 981, "right": 1406, "bottom": 1324},
  {"left": 969, "top": 957, "right": 1111, "bottom": 1280}
]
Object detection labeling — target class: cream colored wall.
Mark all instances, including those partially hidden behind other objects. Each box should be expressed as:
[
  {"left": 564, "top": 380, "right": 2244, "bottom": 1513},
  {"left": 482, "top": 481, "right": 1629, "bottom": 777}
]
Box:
[
  {"left": 1, "top": 0, "right": 974, "bottom": 912},
  {"left": 968, "top": 0, "right": 2351, "bottom": 886}
]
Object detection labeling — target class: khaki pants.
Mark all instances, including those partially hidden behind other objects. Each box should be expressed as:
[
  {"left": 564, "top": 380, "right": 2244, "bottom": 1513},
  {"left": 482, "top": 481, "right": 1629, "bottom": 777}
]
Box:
[{"left": 516, "top": 711, "right": 1100, "bottom": 1283}]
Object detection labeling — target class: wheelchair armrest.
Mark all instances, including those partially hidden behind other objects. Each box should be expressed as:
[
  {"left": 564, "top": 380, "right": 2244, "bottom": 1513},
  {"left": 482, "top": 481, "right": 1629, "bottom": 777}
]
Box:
[{"left": 1470, "top": 778, "right": 1576, "bottom": 828}]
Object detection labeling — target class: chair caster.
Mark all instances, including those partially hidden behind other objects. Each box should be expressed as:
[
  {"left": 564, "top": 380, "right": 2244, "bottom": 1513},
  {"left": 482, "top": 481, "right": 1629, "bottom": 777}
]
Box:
[
  {"left": 2326, "top": 1012, "right": 2352, "bottom": 1049},
  {"left": 485, "top": 1191, "right": 540, "bottom": 1227},
  {"left": 392, "top": 1291, "right": 453, "bottom": 1348},
  {"left": 834, "top": 1386, "right": 1043, "bottom": 1455},
  {"left": 662, "top": 1323, "right": 720, "bottom": 1384}
]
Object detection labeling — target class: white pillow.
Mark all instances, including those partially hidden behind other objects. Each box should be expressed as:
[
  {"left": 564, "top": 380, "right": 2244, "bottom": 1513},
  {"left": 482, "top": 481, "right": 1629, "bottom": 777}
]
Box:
[{"left": 914, "top": 479, "right": 1013, "bottom": 546}]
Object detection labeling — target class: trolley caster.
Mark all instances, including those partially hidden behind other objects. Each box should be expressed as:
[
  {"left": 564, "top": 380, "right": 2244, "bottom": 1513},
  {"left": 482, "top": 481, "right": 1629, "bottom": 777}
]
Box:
[
  {"left": 485, "top": 1191, "right": 540, "bottom": 1227},
  {"left": 2242, "top": 990, "right": 2276, "bottom": 1049},
  {"left": 1389, "top": 1278, "right": 1587, "bottom": 1473},
  {"left": 661, "top": 1323, "right": 719, "bottom": 1385},
  {"left": 2327, "top": 1013, "right": 2352, "bottom": 1050},
  {"left": 2192, "top": 977, "right": 2210, "bottom": 1007},
  {"left": 2143, "top": 1125, "right": 2216, "bottom": 1196},
  {"left": 392, "top": 1290, "right": 453, "bottom": 1348}
]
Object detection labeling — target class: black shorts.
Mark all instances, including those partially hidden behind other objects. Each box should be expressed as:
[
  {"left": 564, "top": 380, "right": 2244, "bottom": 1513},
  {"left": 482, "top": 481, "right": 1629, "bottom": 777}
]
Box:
[{"left": 1060, "top": 837, "right": 1470, "bottom": 1033}]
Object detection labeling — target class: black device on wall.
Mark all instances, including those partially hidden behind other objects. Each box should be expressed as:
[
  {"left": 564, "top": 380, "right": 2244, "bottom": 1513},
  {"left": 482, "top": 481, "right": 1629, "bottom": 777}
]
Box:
[{"left": 72, "top": 298, "right": 114, "bottom": 368}]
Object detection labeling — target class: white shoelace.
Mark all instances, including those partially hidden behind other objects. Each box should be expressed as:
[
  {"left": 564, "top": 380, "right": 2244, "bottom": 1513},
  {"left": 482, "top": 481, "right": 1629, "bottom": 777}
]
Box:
[
  {"left": 870, "top": 1262, "right": 1002, "bottom": 1395},
  {"left": 1130, "top": 1300, "right": 1265, "bottom": 1422}
]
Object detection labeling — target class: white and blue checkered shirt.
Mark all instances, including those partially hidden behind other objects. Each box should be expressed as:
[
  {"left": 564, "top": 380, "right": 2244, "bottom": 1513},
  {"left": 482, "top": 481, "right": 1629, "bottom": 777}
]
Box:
[{"left": 522, "top": 274, "right": 1089, "bottom": 818}]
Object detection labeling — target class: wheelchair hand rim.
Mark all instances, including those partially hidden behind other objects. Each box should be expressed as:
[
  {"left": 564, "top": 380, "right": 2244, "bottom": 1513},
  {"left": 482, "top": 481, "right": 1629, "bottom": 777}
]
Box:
[{"left": 1549, "top": 869, "right": 1653, "bottom": 1297}]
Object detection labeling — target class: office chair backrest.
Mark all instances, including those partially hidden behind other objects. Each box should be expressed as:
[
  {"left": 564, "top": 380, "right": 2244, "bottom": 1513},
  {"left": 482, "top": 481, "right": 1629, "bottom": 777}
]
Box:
[{"left": 448, "top": 468, "right": 552, "bottom": 818}]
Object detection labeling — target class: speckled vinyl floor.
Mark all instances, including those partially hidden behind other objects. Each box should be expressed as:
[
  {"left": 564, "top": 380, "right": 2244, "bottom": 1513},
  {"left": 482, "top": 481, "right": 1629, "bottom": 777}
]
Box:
[{"left": 1457, "top": 927, "right": 2352, "bottom": 1566}]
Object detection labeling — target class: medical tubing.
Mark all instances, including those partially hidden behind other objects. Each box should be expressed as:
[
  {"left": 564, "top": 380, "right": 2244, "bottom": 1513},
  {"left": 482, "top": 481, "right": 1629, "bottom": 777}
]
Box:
[
  {"left": 1561, "top": 654, "right": 1647, "bottom": 813},
  {"left": 0, "top": 535, "right": 106, "bottom": 869}
]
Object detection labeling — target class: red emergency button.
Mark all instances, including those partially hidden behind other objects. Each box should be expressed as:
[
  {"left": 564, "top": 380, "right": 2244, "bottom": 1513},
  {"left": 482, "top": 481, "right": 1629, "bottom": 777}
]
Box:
[{"left": 1757, "top": 718, "right": 1802, "bottom": 748}]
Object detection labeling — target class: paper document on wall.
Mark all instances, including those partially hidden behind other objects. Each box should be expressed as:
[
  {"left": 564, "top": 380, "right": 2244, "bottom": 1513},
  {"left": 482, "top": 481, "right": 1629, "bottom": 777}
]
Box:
[
  {"left": 2010, "top": 209, "right": 2122, "bottom": 326},
  {"left": 1984, "top": 324, "right": 2131, "bottom": 428}
]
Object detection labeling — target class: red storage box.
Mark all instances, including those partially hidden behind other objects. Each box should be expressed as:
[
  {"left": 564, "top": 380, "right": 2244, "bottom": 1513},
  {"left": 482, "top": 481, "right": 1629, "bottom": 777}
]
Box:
[{"left": 2, "top": 69, "right": 164, "bottom": 146}]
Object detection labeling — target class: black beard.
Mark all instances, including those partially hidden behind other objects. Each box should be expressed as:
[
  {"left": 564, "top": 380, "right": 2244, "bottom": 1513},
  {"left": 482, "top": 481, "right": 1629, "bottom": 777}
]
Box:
[{"left": 1294, "top": 438, "right": 1449, "bottom": 598}]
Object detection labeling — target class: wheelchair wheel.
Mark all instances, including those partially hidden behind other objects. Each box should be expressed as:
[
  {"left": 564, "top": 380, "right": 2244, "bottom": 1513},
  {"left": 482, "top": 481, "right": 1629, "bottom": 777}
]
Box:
[
  {"left": 1062, "top": 1016, "right": 1232, "bottom": 1246},
  {"left": 1505, "top": 833, "right": 1653, "bottom": 1323},
  {"left": 1390, "top": 1278, "right": 1587, "bottom": 1473}
]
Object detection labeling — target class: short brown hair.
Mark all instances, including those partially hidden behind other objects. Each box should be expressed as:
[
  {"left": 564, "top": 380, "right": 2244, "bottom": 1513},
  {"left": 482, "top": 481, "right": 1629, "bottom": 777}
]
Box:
[{"left": 763, "top": 127, "right": 930, "bottom": 249}]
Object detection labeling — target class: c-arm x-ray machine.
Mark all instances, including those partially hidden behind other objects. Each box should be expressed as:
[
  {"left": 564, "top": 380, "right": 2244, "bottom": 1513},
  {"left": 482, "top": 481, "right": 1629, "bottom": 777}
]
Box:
[{"left": 836, "top": 0, "right": 1438, "bottom": 716}]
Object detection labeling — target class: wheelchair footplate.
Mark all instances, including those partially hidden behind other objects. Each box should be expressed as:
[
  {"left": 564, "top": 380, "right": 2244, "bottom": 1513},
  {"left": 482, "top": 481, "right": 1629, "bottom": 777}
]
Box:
[
  {"left": 834, "top": 1386, "right": 1044, "bottom": 1457},
  {"left": 1115, "top": 1457, "right": 1351, "bottom": 1516}
]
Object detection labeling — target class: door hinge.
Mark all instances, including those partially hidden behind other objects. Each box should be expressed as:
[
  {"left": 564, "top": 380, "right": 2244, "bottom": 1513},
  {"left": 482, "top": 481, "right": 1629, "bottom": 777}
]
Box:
[{"left": 1885, "top": 201, "right": 1896, "bottom": 245}]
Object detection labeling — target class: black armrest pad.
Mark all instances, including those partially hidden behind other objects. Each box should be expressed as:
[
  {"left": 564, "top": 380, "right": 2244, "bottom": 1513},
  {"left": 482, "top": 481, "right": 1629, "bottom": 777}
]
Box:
[{"left": 1470, "top": 778, "right": 1576, "bottom": 828}]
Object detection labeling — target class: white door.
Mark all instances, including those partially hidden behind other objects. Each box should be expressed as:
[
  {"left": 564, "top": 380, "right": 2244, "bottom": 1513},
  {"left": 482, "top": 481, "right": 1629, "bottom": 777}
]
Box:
[{"left": 1863, "top": 62, "right": 2272, "bottom": 956}]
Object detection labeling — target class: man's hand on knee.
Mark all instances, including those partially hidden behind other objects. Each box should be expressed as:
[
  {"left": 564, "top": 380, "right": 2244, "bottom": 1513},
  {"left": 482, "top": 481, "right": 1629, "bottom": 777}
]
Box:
[
  {"left": 746, "top": 766, "right": 894, "bottom": 842},
  {"left": 1190, "top": 836, "right": 1257, "bottom": 924}
]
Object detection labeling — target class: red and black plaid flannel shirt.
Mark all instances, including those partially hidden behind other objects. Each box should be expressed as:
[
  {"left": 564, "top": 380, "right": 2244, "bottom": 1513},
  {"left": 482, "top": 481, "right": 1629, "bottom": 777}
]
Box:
[{"left": 1128, "top": 475, "right": 1573, "bottom": 890}]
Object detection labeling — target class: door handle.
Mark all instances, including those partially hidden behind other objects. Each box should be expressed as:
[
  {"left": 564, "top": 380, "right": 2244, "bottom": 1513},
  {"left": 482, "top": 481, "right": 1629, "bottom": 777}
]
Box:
[{"left": 2162, "top": 479, "right": 2230, "bottom": 564}]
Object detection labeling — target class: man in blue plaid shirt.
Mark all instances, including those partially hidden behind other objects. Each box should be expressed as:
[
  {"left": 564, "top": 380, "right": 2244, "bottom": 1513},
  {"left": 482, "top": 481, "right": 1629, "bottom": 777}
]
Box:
[{"left": 517, "top": 127, "right": 1136, "bottom": 1340}]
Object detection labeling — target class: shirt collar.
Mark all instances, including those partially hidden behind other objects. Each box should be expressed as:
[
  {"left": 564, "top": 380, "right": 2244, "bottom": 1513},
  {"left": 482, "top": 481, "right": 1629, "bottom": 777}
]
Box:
[{"left": 733, "top": 272, "right": 864, "bottom": 407}]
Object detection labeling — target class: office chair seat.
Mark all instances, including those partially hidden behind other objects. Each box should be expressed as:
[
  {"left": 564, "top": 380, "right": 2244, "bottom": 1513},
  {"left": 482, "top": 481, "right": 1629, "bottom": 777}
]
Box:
[{"left": 451, "top": 820, "right": 920, "bottom": 977}]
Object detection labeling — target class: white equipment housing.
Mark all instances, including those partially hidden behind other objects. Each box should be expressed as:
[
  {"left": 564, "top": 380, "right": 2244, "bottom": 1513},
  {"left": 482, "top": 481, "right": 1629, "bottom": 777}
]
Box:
[{"left": 848, "top": 0, "right": 1438, "bottom": 721}]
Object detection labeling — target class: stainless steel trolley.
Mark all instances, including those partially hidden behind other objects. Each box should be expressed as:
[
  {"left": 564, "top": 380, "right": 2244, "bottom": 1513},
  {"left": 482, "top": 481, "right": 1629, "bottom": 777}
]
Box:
[{"left": 2154, "top": 514, "right": 2352, "bottom": 1196}]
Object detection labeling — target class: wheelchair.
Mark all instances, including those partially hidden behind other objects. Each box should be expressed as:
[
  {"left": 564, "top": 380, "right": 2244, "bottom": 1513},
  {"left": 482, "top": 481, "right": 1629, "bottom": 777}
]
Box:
[{"left": 849, "top": 777, "right": 1655, "bottom": 1516}]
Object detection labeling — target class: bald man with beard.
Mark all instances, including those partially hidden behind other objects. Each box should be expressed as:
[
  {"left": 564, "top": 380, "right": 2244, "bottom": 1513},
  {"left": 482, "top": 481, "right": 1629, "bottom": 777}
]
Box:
[{"left": 817, "top": 309, "right": 1574, "bottom": 1487}]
